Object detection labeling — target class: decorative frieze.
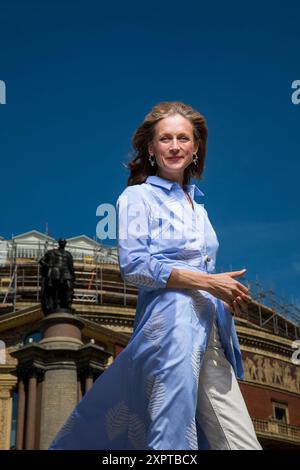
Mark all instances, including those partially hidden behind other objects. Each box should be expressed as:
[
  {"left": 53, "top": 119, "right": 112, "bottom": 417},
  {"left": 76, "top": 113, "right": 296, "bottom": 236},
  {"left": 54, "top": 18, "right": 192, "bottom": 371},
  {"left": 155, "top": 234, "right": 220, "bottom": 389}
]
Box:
[{"left": 243, "top": 352, "right": 300, "bottom": 394}]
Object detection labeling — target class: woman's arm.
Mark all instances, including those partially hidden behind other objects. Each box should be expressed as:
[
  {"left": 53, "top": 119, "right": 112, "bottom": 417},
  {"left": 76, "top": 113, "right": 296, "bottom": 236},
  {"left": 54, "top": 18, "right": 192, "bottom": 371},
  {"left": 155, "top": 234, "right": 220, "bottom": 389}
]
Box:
[
  {"left": 117, "top": 188, "right": 174, "bottom": 290},
  {"left": 117, "top": 186, "right": 251, "bottom": 313},
  {"left": 166, "top": 267, "right": 251, "bottom": 312}
]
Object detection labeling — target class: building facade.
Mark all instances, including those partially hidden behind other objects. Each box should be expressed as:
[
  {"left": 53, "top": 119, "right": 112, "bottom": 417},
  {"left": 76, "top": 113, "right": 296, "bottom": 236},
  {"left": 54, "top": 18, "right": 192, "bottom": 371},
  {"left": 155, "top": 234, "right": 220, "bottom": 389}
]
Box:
[{"left": 0, "top": 231, "right": 299, "bottom": 449}]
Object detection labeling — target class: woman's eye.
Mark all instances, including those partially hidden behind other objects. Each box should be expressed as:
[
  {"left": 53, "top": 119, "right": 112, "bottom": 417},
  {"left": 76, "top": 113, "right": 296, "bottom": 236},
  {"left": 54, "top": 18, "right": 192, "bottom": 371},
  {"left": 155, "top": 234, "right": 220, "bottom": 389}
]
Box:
[{"left": 160, "top": 137, "right": 189, "bottom": 142}]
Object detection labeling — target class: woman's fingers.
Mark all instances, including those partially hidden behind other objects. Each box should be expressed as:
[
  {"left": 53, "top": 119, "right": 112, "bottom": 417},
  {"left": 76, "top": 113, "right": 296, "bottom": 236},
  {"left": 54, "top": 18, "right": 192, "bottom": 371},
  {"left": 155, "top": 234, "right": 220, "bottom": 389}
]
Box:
[
  {"left": 235, "top": 281, "right": 249, "bottom": 295},
  {"left": 221, "top": 287, "right": 250, "bottom": 305},
  {"left": 232, "top": 300, "right": 241, "bottom": 317},
  {"left": 211, "top": 270, "right": 253, "bottom": 307},
  {"left": 223, "top": 270, "right": 249, "bottom": 296},
  {"left": 222, "top": 300, "right": 234, "bottom": 316},
  {"left": 227, "top": 270, "right": 249, "bottom": 294},
  {"left": 227, "top": 269, "right": 247, "bottom": 278},
  {"left": 242, "top": 294, "right": 252, "bottom": 303},
  {"left": 224, "top": 295, "right": 251, "bottom": 317},
  {"left": 235, "top": 296, "right": 248, "bottom": 313}
]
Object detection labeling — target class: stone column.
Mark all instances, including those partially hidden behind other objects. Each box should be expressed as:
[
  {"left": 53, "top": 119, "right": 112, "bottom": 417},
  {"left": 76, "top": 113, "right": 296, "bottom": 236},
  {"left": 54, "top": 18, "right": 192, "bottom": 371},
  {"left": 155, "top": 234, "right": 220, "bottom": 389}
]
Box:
[
  {"left": 16, "top": 378, "right": 26, "bottom": 450},
  {"left": 77, "top": 379, "right": 82, "bottom": 403},
  {"left": 34, "top": 378, "right": 43, "bottom": 449},
  {"left": 85, "top": 375, "right": 93, "bottom": 394},
  {"left": 0, "top": 388, "right": 12, "bottom": 450},
  {"left": 25, "top": 374, "right": 37, "bottom": 450},
  {"left": 38, "top": 312, "right": 84, "bottom": 450},
  {"left": 0, "top": 370, "right": 17, "bottom": 450},
  {"left": 39, "top": 367, "right": 78, "bottom": 449}
]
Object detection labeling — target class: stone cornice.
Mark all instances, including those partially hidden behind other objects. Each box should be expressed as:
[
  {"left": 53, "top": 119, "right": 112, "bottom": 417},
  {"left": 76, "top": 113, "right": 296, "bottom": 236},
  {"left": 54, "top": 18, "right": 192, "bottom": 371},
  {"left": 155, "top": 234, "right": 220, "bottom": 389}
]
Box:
[
  {"left": 0, "top": 304, "right": 42, "bottom": 332},
  {"left": 240, "top": 344, "right": 294, "bottom": 362},
  {"left": 81, "top": 317, "right": 131, "bottom": 346},
  {"left": 239, "top": 379, "right": 300, "bottom": 398},
  {"left": 75, "top": 304, "right": 136, "bottom": 316},
  {"left": 236, "top": 324, "right": 295, "bottom": 354}
]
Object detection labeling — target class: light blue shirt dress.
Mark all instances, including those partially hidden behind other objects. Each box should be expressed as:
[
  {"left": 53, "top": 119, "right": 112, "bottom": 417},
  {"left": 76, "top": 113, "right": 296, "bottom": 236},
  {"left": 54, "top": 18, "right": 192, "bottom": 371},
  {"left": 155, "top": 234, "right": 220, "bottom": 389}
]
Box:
[{"left": 49, "top": 175, "right": 244, "bottom": 450}]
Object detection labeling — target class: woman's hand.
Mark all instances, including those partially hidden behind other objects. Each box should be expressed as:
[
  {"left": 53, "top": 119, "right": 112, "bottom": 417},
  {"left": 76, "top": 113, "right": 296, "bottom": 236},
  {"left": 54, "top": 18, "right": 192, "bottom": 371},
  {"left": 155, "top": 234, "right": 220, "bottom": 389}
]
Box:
[
  {"left": 167, "top": 268, "right": 252, "bottom": 316},
  {"left": 206, "top": 269, "right": 252, "bottom": 315},
  {"left": 222, "top": 298, "right": 249, "bottom": 317}
]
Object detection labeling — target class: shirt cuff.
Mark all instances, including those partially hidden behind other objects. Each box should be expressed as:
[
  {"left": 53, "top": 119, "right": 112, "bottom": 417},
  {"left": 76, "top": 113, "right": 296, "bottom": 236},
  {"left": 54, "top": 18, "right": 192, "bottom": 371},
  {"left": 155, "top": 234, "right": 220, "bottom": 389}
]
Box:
[{"left": 157, "top": 263, "right": 174, "bottom": 288}]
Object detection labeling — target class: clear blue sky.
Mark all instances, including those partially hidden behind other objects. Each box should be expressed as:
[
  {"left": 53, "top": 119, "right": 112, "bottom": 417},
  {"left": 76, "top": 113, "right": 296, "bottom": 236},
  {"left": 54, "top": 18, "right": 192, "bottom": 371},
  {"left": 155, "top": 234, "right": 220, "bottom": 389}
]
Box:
[{"left": 0, "top": 0, "right": 299, "bottom": 310}]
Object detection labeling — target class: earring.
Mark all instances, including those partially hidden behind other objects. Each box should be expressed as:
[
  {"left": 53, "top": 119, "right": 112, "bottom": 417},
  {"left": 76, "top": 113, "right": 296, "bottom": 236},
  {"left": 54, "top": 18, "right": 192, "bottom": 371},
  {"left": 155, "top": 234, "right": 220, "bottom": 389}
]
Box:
[
  {"left": 149, "top": 154, "right": 156, "bottom": 167},
  {"left": 192, "top": 153, "right": 198, "bottom": 165}
]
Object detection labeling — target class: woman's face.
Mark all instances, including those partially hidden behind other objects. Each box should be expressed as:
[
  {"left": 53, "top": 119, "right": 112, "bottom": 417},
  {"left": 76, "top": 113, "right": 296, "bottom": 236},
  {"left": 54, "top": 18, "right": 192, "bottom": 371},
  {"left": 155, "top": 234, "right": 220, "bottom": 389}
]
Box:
[{"left": 148, "top": 113, "right": 198, "bottom": 185}]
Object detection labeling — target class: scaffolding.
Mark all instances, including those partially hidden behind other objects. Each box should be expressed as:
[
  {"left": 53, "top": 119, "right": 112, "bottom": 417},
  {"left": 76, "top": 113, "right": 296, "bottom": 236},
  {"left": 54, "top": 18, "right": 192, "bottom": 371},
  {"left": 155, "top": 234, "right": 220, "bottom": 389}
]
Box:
[
  {"left": 0, "top": 244, "right": 137, "bottom": 313},
  {"left": 1, "top": 248, "right": 299, "bottom": 340},
  {"left": 243, "top": 277, "right": 300, "bottom": 338}
]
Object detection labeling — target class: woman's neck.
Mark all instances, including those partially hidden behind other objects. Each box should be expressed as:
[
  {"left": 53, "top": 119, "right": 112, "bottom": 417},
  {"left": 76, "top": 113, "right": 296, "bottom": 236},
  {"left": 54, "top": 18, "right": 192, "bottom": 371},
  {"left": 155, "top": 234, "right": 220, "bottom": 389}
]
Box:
[{"left": 155, "top": 172, "right": 184, "bottom": 188}]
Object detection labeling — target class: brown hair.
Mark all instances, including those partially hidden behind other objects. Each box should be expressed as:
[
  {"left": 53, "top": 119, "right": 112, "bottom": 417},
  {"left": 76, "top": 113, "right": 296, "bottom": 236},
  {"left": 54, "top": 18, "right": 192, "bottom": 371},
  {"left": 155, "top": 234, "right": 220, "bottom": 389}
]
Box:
[{"left": 125, "top": 101, "right": 208, "bottom": 187}]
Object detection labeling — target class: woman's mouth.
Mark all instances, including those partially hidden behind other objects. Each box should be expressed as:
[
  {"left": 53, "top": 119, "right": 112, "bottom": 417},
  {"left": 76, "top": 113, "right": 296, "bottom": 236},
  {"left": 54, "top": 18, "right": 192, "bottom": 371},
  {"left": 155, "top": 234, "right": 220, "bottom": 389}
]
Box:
[{"left": 167, "top": 157, "right": 184, "bottom": 162}]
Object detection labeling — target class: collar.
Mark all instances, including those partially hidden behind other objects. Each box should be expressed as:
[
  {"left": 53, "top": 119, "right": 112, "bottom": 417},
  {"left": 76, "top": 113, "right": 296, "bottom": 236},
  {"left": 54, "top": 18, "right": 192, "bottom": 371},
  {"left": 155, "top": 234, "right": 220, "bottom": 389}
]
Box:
[{"left": 145, "top": 175, "right": 204, "bottom": 198}]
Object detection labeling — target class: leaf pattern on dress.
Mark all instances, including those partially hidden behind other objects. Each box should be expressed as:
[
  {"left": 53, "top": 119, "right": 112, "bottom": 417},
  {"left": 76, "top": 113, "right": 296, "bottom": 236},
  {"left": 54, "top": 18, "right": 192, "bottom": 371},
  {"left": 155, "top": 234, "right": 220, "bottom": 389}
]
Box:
[
  {"left": 143, "top": 309, "right": 167, "bottom": 348},
  {"left": 125, "top": 270, "right": 158, "bottom": 289},
  {"left": 146, "top": 375, "right": 155, "bottom": 401},
  {"left": 105, "top": 400, "right": 129, "bottom": 441},
  {"left": 191, "top": 344, "right": 201, "bottom": 382},
  {"left": 147, "top": 376, "right": 166, "bottom": 420},
  {"left": 190, "top": 291, "right": 216, "bottom": 320},
  {"left": 128, "top": 412, "right": 147, "bottom": 449},
  {"left": 186, "top": 418, "right": 198, "bottom": 450}
]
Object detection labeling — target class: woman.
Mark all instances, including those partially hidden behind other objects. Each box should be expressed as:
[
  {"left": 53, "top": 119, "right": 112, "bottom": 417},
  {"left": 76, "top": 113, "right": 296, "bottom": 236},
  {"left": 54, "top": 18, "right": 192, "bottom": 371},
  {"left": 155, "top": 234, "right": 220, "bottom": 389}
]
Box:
[{"left": 50, "top": 101, "right": 262, "bottom": 450}]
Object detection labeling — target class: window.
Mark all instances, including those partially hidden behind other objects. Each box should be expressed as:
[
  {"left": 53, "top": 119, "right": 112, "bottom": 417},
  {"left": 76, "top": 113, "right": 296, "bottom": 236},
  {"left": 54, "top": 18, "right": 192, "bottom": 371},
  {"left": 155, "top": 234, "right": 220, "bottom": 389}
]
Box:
[
  {"left": 272, "top": 401, "right": 289, "bottom": 424},
  {"left": 23, "top": 331, "right": 42, "bottom": 344}
]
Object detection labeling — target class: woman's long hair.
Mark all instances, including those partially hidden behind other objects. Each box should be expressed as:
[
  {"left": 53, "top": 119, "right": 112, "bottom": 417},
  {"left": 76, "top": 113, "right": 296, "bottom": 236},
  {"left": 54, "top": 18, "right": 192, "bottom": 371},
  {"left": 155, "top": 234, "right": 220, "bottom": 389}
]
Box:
[{"left": 126, "top": 101, "right": 208, "bottom": 187}]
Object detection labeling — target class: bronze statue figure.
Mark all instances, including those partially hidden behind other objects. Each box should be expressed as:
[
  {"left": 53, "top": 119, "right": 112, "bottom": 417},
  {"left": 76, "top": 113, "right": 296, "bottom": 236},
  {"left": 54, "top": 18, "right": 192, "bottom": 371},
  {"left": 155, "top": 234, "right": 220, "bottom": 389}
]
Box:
[{"left": 39, "top": 238, "right": 75, "bottom": 314}]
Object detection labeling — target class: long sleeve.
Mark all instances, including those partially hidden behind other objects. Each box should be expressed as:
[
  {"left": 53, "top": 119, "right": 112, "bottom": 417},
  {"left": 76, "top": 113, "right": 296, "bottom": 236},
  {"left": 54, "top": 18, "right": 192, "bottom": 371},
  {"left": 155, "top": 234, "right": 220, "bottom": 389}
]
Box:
[{"left": 116, "top": 187, "right": 173, "bottom": 291}]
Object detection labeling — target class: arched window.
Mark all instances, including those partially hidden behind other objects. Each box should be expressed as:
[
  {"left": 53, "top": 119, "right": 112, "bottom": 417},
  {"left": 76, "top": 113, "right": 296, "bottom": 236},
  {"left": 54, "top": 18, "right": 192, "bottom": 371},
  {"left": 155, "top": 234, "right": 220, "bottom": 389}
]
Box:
[{"left": 23, "top": 331, "right": 42, "bottom": 344}]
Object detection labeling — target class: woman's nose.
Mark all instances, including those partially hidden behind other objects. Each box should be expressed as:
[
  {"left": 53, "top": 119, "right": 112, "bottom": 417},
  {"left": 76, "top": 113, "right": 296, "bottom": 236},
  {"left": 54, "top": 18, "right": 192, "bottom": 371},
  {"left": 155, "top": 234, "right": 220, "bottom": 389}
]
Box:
[{"left": 170, "top": 138, "right": 180, "bottom": 150}]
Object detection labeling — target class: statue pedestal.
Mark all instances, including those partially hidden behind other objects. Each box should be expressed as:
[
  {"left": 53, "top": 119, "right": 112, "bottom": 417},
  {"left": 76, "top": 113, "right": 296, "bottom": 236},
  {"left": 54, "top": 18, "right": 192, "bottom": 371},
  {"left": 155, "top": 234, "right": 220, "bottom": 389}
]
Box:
[
  {"left": 39, "top": 311, "right": 84, "bottom": 349},
  {"left": 12, "top": 310, "right": 111, "bottom": 449},
  {"left": 38, "top": 312, "right": 84, "bottom": 449}
]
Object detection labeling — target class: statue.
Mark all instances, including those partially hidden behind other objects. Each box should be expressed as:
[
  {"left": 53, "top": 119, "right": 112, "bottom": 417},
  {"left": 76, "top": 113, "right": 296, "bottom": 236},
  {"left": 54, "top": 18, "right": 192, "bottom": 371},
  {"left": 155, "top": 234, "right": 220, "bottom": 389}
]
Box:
[{"left": 39, "top": 238, "right": 75, "bottom": 314}]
